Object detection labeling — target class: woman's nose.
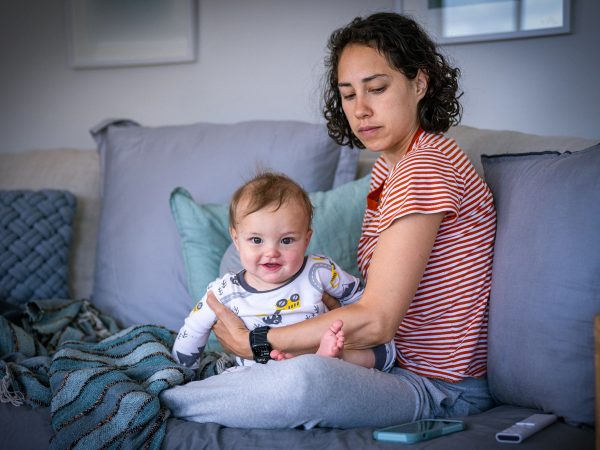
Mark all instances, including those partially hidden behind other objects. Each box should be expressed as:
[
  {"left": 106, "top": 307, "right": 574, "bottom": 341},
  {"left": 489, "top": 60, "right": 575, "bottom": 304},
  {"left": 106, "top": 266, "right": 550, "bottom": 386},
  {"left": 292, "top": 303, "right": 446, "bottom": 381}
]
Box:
[{"left": 354, "top": 94, "right": 371, "bottom": 119}]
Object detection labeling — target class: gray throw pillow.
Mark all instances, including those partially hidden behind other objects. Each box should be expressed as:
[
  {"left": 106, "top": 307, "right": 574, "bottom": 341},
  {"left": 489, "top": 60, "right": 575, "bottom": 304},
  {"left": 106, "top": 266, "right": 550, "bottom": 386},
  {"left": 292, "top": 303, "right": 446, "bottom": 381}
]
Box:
[
  {"left": 0, "top": 190, "right": 76, "bottom": 304},
  {"left": 482, "top": 143, "right": 600, "bottom": 426},
  {"left": 90, "top": 119, "right": 358, "bottom": 331}
]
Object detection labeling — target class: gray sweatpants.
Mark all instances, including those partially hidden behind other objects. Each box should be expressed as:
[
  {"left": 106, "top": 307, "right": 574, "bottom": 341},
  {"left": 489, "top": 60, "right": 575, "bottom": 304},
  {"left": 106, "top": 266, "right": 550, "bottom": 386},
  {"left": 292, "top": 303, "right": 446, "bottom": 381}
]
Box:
[{"left": 160, "top": 354, "right": 493, "bottom": 429}]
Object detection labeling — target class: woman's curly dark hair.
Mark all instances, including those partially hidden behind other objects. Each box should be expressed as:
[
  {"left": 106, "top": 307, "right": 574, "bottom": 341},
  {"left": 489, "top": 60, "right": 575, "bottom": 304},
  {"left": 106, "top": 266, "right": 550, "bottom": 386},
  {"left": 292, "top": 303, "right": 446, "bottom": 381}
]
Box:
[{"left": 323, "top": 12, "right": 462, "bottom": 148}]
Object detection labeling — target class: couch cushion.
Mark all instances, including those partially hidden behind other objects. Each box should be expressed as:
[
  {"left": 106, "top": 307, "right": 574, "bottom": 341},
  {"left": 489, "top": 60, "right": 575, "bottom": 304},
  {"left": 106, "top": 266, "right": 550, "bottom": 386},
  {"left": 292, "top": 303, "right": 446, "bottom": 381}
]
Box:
[
  {"left": 482, "top": 143, "right": 600, "bottom": 426},
  {"left": 170, "top": 188, "right": 230, "bottom": 309},
  {"left": 0, "top": 190, "right": 76, "bottom": 303},
  {"left": 2, "top": 402, "right": 594, "bottom": 450},
  {"left": 357, "top": 126, "right": 596, "bottom": 179},
  {"left": 0, "top": 149, "right": 100, "bottom": 300},
  {"left": 90, "top": 120, "right": 358, "bottom": 331}
]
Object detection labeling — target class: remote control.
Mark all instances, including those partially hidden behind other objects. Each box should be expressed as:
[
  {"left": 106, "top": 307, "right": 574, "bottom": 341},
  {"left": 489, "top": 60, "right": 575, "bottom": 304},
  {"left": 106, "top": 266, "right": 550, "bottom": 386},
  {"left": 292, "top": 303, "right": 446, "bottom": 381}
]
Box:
[{"left": 495, "top": 414, "right": 557, "bottom": 444}]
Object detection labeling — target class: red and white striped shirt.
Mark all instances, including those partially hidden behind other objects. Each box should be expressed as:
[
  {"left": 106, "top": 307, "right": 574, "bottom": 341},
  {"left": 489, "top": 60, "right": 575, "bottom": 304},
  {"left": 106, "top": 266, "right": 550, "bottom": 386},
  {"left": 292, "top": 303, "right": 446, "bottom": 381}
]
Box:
[{"left": 357, "top": 129, "right": 496, "bottom": 382}]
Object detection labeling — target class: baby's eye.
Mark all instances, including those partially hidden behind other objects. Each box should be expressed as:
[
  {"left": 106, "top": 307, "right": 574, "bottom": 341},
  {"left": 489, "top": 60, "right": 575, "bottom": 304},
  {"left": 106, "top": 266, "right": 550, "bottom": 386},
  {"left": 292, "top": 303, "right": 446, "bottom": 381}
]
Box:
[
  {"left": 281, "top": 237, "right": 295, "bottom": 245},
  {"left": 251, "top": 237, "right": 262, "bottom": 244}
]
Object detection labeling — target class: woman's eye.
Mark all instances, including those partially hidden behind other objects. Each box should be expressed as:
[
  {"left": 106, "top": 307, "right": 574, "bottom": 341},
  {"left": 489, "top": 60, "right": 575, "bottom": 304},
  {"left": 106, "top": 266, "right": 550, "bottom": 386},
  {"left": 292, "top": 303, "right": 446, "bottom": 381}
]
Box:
[
  {"left": 281, "top": 237, "right": 294, "bottom": 245},
  {"left": 369, "top": 86, "right": 386, "bottom": 94},
  {"left": 342, "top": 93, "right": 355, "bottom": 101},
  {"left": 251, "top": 237, "right": 262, "bottom": 244}
]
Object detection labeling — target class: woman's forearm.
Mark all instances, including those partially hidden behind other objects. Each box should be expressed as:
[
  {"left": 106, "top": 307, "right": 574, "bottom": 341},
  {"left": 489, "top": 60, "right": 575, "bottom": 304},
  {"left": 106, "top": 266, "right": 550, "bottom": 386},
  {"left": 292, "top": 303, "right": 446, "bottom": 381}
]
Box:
[
  {"left": 271, "top": 212, "right": 445, "bottom": 355},
  {"left": 268, "top": 300, "right": 389, "bottom": 354},
  {"left": 207, "top": 291, "right": 394, "bottom": 357}
]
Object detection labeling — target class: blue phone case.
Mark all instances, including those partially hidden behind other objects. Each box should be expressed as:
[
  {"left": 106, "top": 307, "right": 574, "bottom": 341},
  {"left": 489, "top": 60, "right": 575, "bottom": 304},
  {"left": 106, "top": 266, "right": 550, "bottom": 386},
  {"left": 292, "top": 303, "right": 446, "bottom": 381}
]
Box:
[{"left": 373, "top": 419, "right": 465, "bottom": 443}]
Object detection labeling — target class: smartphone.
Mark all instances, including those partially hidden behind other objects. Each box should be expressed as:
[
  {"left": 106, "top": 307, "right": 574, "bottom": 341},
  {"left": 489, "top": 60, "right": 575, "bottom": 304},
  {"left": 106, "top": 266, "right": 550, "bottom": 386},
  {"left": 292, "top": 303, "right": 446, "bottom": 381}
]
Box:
[{"left": 373, "top": 419, "right": 465, "bottom": 444}]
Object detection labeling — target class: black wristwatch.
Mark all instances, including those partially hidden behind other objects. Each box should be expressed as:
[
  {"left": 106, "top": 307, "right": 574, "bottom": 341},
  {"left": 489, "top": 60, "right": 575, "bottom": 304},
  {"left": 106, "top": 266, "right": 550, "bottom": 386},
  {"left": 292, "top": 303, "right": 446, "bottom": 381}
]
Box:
[{"left": 249, "top": 326, "right": 272, "bottom": 364}]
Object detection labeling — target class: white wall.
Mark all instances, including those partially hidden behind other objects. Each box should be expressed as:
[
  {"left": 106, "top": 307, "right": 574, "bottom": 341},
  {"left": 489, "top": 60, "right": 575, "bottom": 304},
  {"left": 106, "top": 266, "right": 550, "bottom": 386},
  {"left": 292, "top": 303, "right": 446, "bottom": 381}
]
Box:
[
  {"left": 439, "top": 0, "right": 600, "bottom": 140},
  {"left": 0, "top": 0, "right": 598, "bottom": 154}
]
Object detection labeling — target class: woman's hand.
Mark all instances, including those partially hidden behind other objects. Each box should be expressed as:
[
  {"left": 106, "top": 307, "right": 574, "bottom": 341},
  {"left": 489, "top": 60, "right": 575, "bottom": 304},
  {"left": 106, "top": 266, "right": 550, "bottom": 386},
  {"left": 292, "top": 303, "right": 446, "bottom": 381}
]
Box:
[{"left": 206, "top": 292, "right": 253, "bottom": 359}]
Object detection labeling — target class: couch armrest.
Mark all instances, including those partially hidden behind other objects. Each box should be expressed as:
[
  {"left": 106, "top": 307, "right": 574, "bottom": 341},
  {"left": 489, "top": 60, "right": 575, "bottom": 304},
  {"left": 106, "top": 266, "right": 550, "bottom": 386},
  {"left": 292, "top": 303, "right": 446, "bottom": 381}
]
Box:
[{"left": 595, "top": 315, "right": 600, "bottom": 450}]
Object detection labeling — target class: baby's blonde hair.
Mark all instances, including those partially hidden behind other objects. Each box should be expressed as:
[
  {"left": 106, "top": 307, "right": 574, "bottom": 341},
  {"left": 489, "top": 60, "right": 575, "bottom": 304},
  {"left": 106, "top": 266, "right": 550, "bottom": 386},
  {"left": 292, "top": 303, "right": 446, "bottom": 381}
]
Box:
[{"left": 229, "top": 172, "right": 313, "bottom": 230}]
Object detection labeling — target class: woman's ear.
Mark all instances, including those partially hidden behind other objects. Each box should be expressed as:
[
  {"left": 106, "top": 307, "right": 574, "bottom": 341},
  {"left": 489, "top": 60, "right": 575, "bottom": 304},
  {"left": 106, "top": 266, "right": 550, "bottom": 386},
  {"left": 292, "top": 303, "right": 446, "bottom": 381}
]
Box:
[{"left": 415, "top": 69, "right": 429, "bottom": 100}]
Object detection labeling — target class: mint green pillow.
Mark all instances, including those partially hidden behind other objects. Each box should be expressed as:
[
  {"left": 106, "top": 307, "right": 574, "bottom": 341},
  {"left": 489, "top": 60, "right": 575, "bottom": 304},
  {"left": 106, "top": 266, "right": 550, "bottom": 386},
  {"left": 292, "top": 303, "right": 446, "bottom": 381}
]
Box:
[
  {"left": 307, "top": 175, "right": 370, "bottom": 278},
  {"left": 169, "top": 187, "right": 230, "bottom": 302},
  {"left": 170, "top": 175, "right": 371, "bottom": 305}
]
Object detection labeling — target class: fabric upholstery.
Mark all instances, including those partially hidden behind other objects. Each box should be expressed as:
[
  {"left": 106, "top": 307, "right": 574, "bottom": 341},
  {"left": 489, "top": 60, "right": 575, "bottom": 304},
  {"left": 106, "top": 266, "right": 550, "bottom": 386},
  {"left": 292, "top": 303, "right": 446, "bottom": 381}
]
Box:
[
  {"left": 357, "top": 126, "right": 597, "bottom": 178},
  {"left": 0, "top": 190, "right": 76, "bottom": 303},
  {"left": 1, "top": 402, "right": 594, "bottom": 450},
  {"left": 170, "top": 188, "right": 230, "bottom": 306},
  {"left": 482, "top": 144, "right": 600, "bottom": 426},
  {"left": 90, "top": 119, "right": 358, "bottom": 331}
]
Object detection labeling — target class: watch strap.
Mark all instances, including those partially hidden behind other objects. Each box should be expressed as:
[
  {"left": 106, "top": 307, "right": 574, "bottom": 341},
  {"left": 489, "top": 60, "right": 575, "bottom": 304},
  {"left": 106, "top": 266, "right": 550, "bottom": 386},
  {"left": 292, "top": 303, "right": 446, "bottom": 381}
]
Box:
[{"left": 249, "top": 326, "right": 272, "bottom": 364}]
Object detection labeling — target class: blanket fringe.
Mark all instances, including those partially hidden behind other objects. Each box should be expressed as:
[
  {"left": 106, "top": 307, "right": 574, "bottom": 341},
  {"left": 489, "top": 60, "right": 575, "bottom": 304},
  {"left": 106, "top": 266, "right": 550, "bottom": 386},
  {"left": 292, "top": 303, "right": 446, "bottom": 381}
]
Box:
[
  {"left": 197, "top": 351, "right": 236, "bottom": 380},
  {"left": 0, "top": 372, "right": 24, "bottom": 407}
]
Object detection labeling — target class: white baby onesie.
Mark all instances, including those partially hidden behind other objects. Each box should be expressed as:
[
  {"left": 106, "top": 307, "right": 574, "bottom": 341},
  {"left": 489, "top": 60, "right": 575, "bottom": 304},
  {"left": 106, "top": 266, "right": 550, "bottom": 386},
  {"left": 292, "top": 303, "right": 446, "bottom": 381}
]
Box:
[{"left": 173, "top": 254, "right": 366, "bottom": 368}]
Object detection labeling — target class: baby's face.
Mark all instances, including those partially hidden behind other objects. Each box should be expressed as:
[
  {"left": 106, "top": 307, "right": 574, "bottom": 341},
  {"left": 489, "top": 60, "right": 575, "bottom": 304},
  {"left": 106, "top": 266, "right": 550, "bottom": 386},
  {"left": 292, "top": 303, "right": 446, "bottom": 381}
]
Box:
[{"left": 231, "top": 200, "right": 312, "bottom": 291}]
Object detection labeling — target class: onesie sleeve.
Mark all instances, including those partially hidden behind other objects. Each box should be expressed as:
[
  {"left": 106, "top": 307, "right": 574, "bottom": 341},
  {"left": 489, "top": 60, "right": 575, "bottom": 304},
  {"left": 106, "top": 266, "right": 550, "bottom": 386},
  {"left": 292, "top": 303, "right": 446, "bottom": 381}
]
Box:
[
  {"left": 172, "top": 281, "right": 219, "bottom": 369},
  {"left": 316, "top": 256, "right": 365, "bottom": 306}
]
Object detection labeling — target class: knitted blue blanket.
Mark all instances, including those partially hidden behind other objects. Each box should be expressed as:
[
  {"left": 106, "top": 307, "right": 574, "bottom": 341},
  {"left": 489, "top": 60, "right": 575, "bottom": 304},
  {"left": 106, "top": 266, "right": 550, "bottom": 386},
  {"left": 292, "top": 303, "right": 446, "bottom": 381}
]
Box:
[{"left": 0, "top": 299, "right": 194, "bottom": 450}]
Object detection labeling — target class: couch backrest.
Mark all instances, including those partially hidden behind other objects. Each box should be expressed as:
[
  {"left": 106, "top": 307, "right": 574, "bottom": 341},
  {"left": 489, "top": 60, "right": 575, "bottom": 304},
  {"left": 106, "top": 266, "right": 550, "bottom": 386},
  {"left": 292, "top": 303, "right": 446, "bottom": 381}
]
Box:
[
  {"left": 357, "top": 125, "right": 595, "bottom": 178},
  {"left": 1, "top": 124, "right": 595, "bottom": 301},
  {"left": 482, "top": 142, "right": 599, "bottom": 426}
]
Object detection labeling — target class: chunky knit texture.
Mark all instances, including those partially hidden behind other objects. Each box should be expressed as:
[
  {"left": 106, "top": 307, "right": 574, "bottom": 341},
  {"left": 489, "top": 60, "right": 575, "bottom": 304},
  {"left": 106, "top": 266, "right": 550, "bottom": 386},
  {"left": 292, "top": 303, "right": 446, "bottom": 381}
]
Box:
[{"left": 0, "top": 190, "right": 75, "bottom": 303}]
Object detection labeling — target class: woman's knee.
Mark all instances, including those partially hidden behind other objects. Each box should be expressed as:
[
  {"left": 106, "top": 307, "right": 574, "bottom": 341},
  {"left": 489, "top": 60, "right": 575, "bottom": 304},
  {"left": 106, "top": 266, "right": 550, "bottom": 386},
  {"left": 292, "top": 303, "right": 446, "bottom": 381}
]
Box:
[
  {"left": 267, "top": 355, "right": 335, "bottom": 389},
  {"left": 266, "top": 355, "right": 340, "bottom": 404}
]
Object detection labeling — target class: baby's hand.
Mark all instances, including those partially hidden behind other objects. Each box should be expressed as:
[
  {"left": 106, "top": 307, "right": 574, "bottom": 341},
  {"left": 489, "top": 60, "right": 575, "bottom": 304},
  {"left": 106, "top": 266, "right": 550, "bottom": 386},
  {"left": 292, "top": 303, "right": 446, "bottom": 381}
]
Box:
[{"left": 322, "top": 292, "right": 341, "bottom": 311}]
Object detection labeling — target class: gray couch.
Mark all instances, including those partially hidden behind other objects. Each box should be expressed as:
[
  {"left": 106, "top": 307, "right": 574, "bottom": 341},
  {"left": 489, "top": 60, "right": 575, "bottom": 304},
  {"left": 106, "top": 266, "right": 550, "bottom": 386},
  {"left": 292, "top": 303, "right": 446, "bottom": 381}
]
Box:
[{"left": 0, "top": 120, "right": 597, "bottom": 449}]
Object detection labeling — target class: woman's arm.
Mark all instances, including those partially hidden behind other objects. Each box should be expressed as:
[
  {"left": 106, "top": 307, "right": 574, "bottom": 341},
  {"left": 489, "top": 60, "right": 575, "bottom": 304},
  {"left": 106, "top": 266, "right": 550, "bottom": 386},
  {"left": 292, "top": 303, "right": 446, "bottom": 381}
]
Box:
[{"left": 208, "top": 212, "right": 445, "bottom": 359}]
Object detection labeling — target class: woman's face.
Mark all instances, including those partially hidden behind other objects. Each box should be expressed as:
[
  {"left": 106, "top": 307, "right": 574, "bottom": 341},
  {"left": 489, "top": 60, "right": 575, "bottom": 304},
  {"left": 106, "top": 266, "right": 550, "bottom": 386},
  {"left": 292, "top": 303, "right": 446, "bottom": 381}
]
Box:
[{"left": 337, "top": 44, "right": 428, "bottom": 166}]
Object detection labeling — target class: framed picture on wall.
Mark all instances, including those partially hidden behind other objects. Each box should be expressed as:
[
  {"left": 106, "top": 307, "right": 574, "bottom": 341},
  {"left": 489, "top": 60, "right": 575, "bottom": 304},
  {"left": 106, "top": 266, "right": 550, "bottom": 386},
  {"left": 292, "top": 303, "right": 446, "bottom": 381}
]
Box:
[
  {"left": 66, "top": 0, "right": 196, "bottom": 68},
  {"left": 401, "top": 0, "right": 571, "bottom": 45}
]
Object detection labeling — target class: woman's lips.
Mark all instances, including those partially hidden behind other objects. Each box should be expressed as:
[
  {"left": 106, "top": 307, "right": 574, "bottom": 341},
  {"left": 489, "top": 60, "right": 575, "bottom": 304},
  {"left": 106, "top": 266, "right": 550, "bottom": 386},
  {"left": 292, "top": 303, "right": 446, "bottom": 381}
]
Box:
[{"left": 358, "top": 126, "right": 380, "bottom": 138}]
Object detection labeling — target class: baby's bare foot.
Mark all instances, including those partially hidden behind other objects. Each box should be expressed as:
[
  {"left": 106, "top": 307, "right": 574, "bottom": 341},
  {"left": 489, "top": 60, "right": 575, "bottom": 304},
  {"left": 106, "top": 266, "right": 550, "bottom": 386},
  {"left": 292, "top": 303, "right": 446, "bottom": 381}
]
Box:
[
  {"left": 316, "top": 319, "right": 345, "bottom": 358},
  {"left": 270, "top": 349, "right": 295, "bottom": 361}
]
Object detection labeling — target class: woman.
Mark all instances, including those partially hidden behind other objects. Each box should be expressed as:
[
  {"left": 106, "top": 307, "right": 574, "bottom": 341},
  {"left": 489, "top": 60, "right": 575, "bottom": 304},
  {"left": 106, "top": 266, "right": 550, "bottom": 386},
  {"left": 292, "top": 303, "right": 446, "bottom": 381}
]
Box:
[{"left": 161, "top": 12, "right": 496, "bottom": 429}]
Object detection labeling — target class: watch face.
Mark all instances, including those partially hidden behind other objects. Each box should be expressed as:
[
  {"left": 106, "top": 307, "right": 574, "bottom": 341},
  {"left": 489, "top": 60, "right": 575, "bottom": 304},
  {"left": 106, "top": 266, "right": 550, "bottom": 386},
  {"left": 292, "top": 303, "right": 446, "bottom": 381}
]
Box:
[{"left": 254, "top": 345, "right": 271, "bottom": 363}]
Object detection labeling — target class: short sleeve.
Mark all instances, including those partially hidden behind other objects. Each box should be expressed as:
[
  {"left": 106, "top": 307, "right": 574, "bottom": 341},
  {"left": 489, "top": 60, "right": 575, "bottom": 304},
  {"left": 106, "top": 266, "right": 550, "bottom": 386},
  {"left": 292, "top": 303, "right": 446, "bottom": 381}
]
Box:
[{"left": 378, "top": 149, "right": 463, "bottom": 233}]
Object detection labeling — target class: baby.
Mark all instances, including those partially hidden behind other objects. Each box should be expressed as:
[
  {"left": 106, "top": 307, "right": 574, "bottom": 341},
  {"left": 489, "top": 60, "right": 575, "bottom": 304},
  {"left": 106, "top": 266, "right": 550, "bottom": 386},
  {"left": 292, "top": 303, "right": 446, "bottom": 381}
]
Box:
[{"left": 172, "top": 172, "right": 395, "bottom": 371}]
